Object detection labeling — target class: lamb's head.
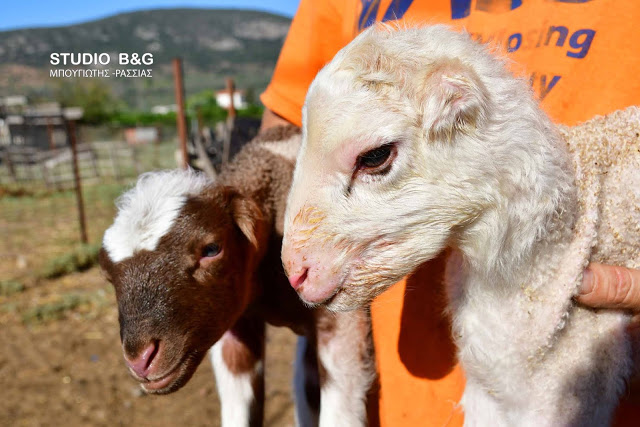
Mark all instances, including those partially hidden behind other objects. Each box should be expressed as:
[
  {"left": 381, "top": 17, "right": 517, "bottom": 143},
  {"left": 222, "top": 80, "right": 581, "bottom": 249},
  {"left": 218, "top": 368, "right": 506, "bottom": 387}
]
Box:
[
  {"left": 100, "top": 170, "right": 264, "bottom": 394},
  {"left": 282, "top": 25, "right": 558, "bottom": 311}
]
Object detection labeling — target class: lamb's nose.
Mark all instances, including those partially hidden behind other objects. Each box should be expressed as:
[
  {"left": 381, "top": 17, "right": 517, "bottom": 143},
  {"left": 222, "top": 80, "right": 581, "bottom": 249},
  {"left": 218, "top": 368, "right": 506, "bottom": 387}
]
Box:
[
  {"left": 124, "top": 341, "right": 158, "bottom": 378},
  {"left": 288, "top": 268, "right": 309, "bottom": 290}
]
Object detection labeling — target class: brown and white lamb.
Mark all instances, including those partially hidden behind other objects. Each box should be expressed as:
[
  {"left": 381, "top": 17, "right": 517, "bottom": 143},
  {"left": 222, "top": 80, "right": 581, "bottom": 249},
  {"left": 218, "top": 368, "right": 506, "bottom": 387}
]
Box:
[{"left": 99, "top": 126, "right": 375, "bottom": 427}]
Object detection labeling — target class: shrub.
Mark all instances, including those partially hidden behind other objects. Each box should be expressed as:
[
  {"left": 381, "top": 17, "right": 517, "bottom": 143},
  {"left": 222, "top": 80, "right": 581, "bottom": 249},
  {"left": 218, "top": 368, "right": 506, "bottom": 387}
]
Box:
[
  {"left": 40, "top": 244, "right": 101, "bottom": 279},
  {"left": 0, "top": 280, "right": 25, "bottom": 296}
]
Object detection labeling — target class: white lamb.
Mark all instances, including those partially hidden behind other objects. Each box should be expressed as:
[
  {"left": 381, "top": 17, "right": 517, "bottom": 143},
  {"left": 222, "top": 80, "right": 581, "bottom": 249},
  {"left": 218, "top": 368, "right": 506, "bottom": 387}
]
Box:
[{"left": 280, "top": 25, "right": 640, "bottom": 426}]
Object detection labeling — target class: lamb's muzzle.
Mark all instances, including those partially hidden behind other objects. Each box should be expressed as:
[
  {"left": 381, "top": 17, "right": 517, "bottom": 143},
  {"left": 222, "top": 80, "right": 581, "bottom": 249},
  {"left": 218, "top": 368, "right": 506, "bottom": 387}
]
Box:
[{"left": 282, "top": 207, "right": 351, "bottom": 304}]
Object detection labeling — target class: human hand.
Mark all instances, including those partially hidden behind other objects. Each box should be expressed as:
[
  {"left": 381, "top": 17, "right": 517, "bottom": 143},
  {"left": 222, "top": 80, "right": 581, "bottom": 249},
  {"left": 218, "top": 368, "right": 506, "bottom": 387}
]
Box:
[
  {"left": 577, "top": 263, "right": 640, "bottom": 311},
  {"left": 578, "top": 263, "right": 640, "bottom": 400}
]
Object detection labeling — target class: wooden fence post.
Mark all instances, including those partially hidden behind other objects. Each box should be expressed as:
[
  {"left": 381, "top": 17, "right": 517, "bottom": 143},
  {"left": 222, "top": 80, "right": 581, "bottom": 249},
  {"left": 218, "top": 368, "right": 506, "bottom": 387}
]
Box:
[
  {"left": 67, "top": 120, "right": 88, "bottom": 244},
  {"left": 222, "top": 77, "right": 236, "bottom": 165},
  {"left": 173, "top": 58, "right": 189, "bottom": 169}
]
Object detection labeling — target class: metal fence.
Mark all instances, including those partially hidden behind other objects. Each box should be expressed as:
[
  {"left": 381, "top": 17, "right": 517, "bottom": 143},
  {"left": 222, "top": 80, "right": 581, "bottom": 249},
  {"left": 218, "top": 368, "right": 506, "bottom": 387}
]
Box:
[
  {"left": 0, "top": 138, "right": 178, "bottom": 284},
  {"left": 0, "top": 141, "right": 144, "bottom": 190}
]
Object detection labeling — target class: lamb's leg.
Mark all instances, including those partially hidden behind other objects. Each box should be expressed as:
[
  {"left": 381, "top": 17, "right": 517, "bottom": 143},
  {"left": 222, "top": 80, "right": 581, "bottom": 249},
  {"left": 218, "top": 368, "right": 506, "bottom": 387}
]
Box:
[
  {"left": 316, "top": 308, "right": 375, "bottom": 427},
  {"left": 293, "top": 335, "right": 321, "bottom": 427},
  {"left": 210, "top": 316, "right": 265, "bottom": 427}
]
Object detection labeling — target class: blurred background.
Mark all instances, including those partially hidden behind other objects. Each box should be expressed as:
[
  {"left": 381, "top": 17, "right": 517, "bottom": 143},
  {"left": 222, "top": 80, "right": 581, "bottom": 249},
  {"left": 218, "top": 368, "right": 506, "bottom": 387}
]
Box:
[{"left": 0, "top": 2, "right": 301, "bottom": 425}]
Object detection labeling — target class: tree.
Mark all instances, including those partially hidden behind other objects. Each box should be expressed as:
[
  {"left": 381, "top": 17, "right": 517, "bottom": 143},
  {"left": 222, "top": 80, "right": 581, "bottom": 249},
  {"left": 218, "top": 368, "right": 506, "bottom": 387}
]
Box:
[{"left": 55, "top": 79, "right": 120, "bottom": 124}]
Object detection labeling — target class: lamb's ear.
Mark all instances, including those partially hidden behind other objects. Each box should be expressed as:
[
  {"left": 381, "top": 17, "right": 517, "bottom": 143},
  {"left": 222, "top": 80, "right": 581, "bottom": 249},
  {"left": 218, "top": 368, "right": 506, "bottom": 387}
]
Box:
[
  {"left": 98, "top": 247, "right": 114, "bottom": 283},
  {"left": 230, "top": 193, "right": 264, "bottom": 250},
  {"left": 421, "top": 59, "right": 489, "bottom": 138}
]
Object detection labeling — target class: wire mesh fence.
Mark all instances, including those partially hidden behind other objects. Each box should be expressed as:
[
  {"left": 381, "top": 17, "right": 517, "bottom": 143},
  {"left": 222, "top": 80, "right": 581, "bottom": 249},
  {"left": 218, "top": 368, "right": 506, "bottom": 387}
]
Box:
[{"left": 0, "top": 137, "right": 178, "bottom": 283}]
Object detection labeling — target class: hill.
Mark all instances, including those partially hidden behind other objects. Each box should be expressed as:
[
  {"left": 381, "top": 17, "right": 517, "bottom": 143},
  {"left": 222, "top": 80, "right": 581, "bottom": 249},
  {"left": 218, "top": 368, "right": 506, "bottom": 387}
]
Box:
[{"left": 0, "top": 9, "right": 291, "bottom": 109}]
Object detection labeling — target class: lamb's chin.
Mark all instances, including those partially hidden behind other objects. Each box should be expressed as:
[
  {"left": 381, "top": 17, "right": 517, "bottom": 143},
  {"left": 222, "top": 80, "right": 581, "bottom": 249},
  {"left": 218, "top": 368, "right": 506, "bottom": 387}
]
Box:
[
  {"left": 324, "top": 280, "right": 392, "bottom": 312},
  {"left": 324, "top": 292, "right": 370, "bottom": 312}
]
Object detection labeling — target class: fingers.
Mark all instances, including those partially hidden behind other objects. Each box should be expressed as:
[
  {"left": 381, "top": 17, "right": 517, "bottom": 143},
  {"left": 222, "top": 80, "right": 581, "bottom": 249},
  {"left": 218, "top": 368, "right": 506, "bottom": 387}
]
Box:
[
  {"left": 578, "top": 265, "right": 640, "bottom": 398},
  {"left": 576, "top": 263, "right": 640, "bottom": 311}
]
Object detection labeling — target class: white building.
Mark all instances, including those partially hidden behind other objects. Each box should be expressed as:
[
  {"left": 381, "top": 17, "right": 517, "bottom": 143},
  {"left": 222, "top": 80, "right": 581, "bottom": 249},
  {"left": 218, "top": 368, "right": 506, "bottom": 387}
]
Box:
[
  {"left": 215, "top": 90, "right": 247, "bottom": 109},
  {"left": 151, "top": 104, "right": 178, "bottom": 115},
  {"left": 1, "top": 95, "right": 27, "bottom": 108}
]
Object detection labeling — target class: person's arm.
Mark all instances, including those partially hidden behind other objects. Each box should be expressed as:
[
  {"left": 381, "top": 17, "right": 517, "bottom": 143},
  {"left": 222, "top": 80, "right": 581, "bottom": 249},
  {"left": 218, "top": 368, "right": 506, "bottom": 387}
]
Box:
[
  {"left": 260, "top": 0, "right": 347, "bottom": 128},
  {"left": 260, "top": 108, "right": 293, "bottom": 131},
  {"left": 578, "top": 264, "right": 640, "bottom": 310}
]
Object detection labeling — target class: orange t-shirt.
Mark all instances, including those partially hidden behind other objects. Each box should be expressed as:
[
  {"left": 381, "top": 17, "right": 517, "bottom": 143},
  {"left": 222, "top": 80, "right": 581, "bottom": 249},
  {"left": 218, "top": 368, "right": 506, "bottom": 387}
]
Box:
[{"left": 261, "top": 1, "right": 640, "bottom": 426}]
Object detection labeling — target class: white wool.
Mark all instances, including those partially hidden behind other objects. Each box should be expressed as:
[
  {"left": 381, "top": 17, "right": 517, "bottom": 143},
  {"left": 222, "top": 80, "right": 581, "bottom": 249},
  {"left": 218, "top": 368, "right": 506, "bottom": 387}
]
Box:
[
  {"left": 317, "top": 311, "right": 374, "bottom": 427},
  {"left": 103, "top": 169, "right": 210, "bottom": 262},
  {"left": 283, "top": 24, "right": 640, "bottom": 426},
  {"left": 256, "top": 134, "right": 301, "bottom": 162},
  {"left": 210, "top": 337, "right": 263, "bottom": 427}
]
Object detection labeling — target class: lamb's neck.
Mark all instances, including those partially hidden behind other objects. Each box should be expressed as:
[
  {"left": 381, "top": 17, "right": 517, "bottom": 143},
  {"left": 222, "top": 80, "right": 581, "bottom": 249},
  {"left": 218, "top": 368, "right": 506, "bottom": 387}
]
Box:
[
  {"left": 219, "top": 162, "right": 279, "bottom": 226},
  {"left": 239, "top": 181, "right": 277, "bottom": 223},
  {"left": 218, "top": 136, "right": 299, "bottom": 233},
  {"left": 448, "top": 139, "right": 600, "bottom": 371},
  {"left": 457, "top": 145, "right": 578, "bottom": 289}
]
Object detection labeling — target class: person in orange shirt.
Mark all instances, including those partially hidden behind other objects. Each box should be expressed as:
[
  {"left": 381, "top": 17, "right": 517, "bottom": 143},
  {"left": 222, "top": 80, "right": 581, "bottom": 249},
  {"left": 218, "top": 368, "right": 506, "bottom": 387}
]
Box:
[{"left": 259, "top": 1, "right": 640, "bottom": 425}]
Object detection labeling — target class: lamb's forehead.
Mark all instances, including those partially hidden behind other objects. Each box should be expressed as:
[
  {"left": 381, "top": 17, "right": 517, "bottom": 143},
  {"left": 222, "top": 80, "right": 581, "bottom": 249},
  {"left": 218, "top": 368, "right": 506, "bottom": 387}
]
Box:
[
  {"left": 303, "top": 25, "right": 489, "bottom": 156},
  {"left": 103, "top": 169, "right": 210, "bottom": 263},
  {"left": 303, "top": 70, "right": 414, "bottom": 160},
  {"left": 317, "top": 24, "right": 477, "bottom": 82},
  {"left": 308, "top": 24, "right": 490, "bottom": 103}
]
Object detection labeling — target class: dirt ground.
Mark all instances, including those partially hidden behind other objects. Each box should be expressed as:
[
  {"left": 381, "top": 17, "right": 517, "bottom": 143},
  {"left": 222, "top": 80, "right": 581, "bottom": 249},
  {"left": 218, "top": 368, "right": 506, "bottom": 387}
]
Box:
[
  {"left": 0, "top": 268, "right": 298, "bottom": 427},
  {"left": 0, "top": 168, "right": 298, "bottom": 426}
]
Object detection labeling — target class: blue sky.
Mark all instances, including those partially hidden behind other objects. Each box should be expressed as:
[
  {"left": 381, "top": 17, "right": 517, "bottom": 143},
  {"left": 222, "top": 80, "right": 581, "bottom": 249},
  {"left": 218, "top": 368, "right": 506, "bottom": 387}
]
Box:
[{"left": 0, "top": 0, "right": 300, "bottom": 31}]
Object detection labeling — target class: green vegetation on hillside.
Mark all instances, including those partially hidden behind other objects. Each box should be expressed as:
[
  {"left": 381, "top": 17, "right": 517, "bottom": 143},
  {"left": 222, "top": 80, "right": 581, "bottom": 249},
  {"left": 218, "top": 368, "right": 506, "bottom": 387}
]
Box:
[{"left": 0, "top": 8, "right": 290, "bottom": 109}]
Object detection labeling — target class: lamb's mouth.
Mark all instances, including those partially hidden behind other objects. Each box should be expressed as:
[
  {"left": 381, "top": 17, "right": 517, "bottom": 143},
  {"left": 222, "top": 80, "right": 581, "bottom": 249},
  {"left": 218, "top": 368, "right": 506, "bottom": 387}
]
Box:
[
  {"left": 319, "top": 285, "right": 344, "bottom": 306},
  {"left": 298, "top": 281, "right": 342, "bottom": 307},
  {"left": 323, "top": 263, "right": 401, "bottom": 312},
  {"left": 311, "top": 275, "right": 362, "bottom": 311},
  {"left": 139, "top": 354, "right": 201, "bottom": 395},
  {"left": 297, "top": 265, "right": 352, "bottom": 307}
]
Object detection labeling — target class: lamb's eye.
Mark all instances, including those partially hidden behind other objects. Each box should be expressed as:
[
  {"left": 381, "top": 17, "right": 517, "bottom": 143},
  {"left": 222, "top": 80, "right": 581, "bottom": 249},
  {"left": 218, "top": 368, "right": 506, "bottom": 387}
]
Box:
[
  {"left": 201, "top": 243, "right": 221, "bottom": 258},
  {"left": 356, "top": 144, "right": 396, "bottom": 174}
]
